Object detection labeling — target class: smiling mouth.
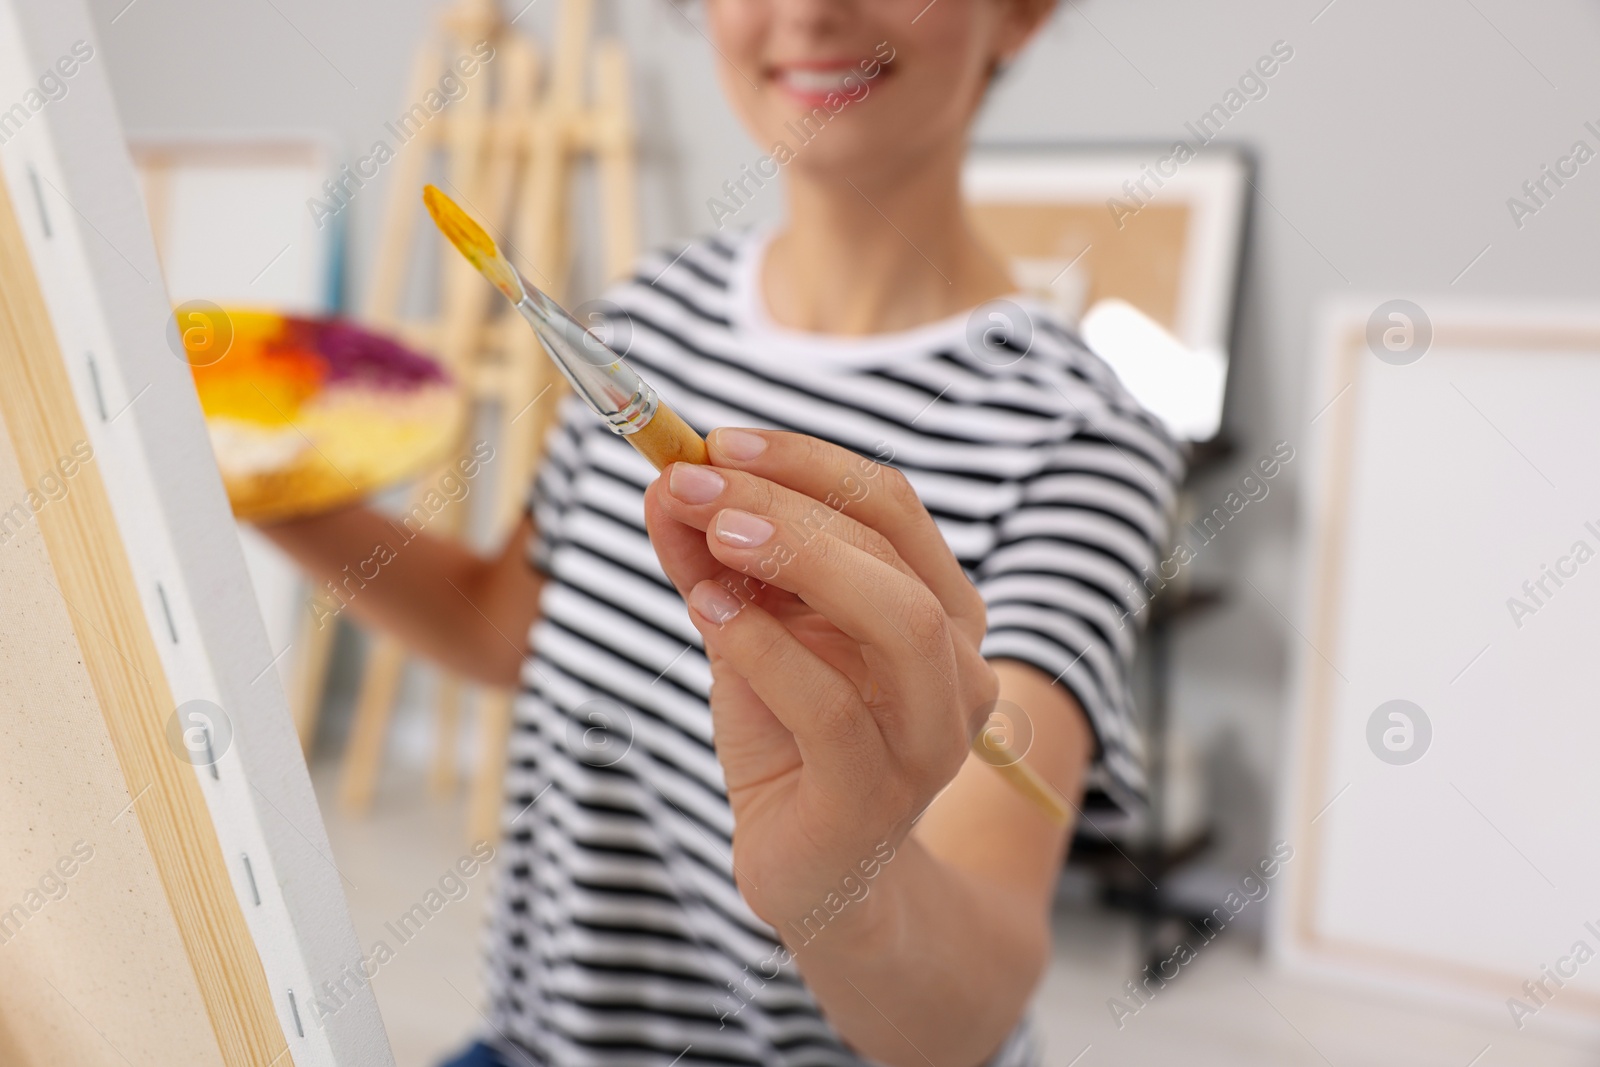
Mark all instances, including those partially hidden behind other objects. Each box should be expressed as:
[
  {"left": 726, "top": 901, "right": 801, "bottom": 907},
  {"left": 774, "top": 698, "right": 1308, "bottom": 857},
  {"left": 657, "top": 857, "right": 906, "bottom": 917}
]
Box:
[{"left": 767, "top": 58, "right": 892, "bottom": 102}]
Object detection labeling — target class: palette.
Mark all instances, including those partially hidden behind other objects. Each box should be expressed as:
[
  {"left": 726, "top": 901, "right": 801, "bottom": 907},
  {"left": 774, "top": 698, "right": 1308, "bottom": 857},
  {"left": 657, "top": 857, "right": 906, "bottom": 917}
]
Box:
[{"left": 187, "top": 310, "right": 464, "bottom": 523}]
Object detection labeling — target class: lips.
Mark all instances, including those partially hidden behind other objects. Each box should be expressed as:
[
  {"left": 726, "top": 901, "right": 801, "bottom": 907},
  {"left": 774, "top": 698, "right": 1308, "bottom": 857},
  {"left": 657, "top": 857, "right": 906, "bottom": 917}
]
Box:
[{"left": 767, "top": 57, "right": 889, "bottom": 106}]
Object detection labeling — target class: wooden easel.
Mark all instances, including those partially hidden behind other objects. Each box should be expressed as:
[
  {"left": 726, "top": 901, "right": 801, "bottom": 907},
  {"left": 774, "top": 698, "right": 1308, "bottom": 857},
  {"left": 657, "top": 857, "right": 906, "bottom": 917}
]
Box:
[{"left": 287, "top": 0, "right": 637, "bottom": 842}]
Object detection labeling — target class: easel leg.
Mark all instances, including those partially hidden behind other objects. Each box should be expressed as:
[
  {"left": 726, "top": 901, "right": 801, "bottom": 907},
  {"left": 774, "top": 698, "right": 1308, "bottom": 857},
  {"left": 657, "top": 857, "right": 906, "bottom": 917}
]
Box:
[
  {"left": 338, "top": 637, "right": 409, "bottom": 812},
  {"left": 291, "top": 610, "right": 338, "bottom": 753},
  {"left": 468, "top": 689, "right": 514, "bottom": 842},
  {"left": 430, "top": 678, "right": 463, "bottom": 794}
]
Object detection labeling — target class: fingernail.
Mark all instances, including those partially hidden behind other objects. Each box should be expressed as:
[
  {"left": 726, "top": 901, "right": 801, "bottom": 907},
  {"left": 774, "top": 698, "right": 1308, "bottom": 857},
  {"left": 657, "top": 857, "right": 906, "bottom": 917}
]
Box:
[
  {"left": 669, "top": 463, "right": 725, "bottom": 504},
  {"left": 715, "top": 428, "right": 767, "bottom": 461},
  {"left": 690, "top": 580, "right": 743, "bottom": 624},
  {"left": 714, "top": 509, "right": 774, "bottom": 548}
]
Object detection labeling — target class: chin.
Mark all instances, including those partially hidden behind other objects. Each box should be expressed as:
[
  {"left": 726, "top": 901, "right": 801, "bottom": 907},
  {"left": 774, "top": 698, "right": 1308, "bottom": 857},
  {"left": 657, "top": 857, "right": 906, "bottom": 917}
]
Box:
[{"left": 776, "top": 133, "right": 891, "bottom": 179}]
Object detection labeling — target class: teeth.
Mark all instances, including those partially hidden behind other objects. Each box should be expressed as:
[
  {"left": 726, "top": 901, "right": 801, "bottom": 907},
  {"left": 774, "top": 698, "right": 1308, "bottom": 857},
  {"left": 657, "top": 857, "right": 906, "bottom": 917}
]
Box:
[{"left": 780, "top": 68, "right": 854, "bottom": 93}]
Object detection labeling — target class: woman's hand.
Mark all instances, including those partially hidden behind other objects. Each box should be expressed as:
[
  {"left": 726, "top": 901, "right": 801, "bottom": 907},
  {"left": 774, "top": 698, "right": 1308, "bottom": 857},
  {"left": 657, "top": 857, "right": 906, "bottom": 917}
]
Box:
[{"left": 642, "top": 427, "right": 999, "bottom": 941}]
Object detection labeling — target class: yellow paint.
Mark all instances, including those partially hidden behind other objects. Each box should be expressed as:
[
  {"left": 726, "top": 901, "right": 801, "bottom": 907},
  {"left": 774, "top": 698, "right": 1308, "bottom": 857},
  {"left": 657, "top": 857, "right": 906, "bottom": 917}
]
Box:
[
  {"left": 209, "top": 387, "right": 463, "bottom": 522},
  {"left": 421, "top": 184, "right": 521, "bottom": 303}
]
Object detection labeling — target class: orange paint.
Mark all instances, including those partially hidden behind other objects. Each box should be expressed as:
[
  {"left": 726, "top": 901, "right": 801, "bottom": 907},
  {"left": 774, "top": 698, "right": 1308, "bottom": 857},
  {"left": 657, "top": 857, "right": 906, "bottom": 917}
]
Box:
[
  {"left": 421, "top": 184, "right": 521, "bottom": 303},
  {"left": 190, "top": 312, "right": 324, "bottom": 424}
]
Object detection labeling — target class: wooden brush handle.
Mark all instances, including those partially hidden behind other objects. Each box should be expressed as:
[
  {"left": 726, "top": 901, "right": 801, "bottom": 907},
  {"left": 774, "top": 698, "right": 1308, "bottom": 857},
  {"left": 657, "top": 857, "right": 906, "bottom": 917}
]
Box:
[
  {"left": 973, "top": 736, "right": 1072, "bottom": 828},
  {"left": 628, "top": 402, "right": 709, "bottom": 470}
]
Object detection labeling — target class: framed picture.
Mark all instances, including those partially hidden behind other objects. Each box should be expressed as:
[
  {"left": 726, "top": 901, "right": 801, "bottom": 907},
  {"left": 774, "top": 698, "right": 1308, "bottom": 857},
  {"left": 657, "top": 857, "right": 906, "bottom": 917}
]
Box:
[
  {"left": 130, "top": 135, "right": 340, "bottom": 315},
  {"left": 1270, "top": 298, "right": 1600, "bottom": 1028},
  {"left": 963, "top": 144, "right": 1251, "bottom": 441}
]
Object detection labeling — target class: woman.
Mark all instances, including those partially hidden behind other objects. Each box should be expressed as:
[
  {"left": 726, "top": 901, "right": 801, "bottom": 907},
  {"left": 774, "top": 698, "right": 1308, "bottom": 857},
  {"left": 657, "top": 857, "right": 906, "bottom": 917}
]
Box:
[{"left": 268, "top": 1, "right": 1180, "bottom": 1063}]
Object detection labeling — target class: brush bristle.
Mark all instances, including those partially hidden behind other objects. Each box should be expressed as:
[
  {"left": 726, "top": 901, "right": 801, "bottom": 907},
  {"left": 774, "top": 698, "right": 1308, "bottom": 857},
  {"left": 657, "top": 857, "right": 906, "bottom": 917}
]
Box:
[{"left": 421, "top": 184, "right": 522, "bottom": 303}]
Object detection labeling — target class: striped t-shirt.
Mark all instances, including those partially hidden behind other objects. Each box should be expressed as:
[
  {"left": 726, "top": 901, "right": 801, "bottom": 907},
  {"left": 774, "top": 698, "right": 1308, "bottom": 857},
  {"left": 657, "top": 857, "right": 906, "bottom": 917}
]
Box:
[{"left": 483, "top": 226, "right": 1182, "bottom": 1066}]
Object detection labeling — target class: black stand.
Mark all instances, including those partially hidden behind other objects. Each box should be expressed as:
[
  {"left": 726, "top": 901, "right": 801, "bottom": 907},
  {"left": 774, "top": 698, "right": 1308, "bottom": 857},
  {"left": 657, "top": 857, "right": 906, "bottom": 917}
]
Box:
[{"left": 1066, "top": 438, "right": 1233, "bottom": 976}]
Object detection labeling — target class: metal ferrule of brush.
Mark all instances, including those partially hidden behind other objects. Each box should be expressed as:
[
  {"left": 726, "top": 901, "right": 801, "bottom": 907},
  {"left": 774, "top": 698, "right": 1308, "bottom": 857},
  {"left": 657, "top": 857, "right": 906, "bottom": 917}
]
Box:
[
  {"left": 511, "top": 281, "right": 659, "bottom": 434},
  {"left": 602, "top": 384, "right": 660, "bottom": 435}
]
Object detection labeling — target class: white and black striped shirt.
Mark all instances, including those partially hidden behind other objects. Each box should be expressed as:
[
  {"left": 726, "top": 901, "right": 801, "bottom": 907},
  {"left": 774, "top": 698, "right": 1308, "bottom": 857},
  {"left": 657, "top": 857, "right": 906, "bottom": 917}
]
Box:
[{"left": 483, "top": 226, "right": 1182, "bottom": 1066}]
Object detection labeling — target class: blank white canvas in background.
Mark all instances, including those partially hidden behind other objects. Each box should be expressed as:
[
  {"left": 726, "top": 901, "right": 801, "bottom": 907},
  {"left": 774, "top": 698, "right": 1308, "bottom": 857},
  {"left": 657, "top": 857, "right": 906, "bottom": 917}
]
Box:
[{"left": 1276, "top": 304, "right": 1600, "bottom": 1030}]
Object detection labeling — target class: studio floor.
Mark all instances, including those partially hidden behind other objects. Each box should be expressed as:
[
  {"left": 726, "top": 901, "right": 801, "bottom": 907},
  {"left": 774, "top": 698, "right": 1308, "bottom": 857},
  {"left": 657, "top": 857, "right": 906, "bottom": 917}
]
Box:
[{"left": 313, "top": 763, "right": 1600, "bottom": 1067}]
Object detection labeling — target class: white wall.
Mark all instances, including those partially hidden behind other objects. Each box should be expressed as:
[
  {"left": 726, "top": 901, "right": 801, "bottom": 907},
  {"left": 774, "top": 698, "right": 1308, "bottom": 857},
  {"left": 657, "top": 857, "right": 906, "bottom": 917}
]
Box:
[{"left": 87, "top": 0, "right": 1600, "bottom": 875}]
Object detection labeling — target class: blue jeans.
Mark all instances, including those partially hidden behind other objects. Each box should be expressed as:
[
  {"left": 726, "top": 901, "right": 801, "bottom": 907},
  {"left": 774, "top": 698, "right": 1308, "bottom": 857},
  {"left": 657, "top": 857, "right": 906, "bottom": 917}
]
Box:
[
  {"left": 437, "top": 1017, "right": 1039, "bottom": 1067},
  {"left": 436, "top": 1042, "right": 522, "bottom": 1067}
]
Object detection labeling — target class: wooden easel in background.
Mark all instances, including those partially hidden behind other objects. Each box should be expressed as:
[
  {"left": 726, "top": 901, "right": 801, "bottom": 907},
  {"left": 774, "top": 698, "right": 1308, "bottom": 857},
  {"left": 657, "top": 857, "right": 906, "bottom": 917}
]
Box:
[{"left": 289, "top": 0, "right": 637, "bottom": 842}]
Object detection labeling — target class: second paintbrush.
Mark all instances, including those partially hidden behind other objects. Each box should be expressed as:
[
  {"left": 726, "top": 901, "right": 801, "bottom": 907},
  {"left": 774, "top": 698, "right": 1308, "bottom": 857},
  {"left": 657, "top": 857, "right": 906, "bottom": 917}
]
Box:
[{"left": 421, "top": 184, "right": 706, "bottom": 471}]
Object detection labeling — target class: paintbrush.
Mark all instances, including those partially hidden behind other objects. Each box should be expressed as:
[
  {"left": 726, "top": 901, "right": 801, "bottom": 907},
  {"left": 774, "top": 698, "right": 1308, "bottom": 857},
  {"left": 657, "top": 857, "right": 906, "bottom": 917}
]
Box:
[
  {"left": 422, "top": 184, "right": 707, "bottom": 471},
  {"left": 422, "top": 184, "right": 1069, "bottom": 830}
]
